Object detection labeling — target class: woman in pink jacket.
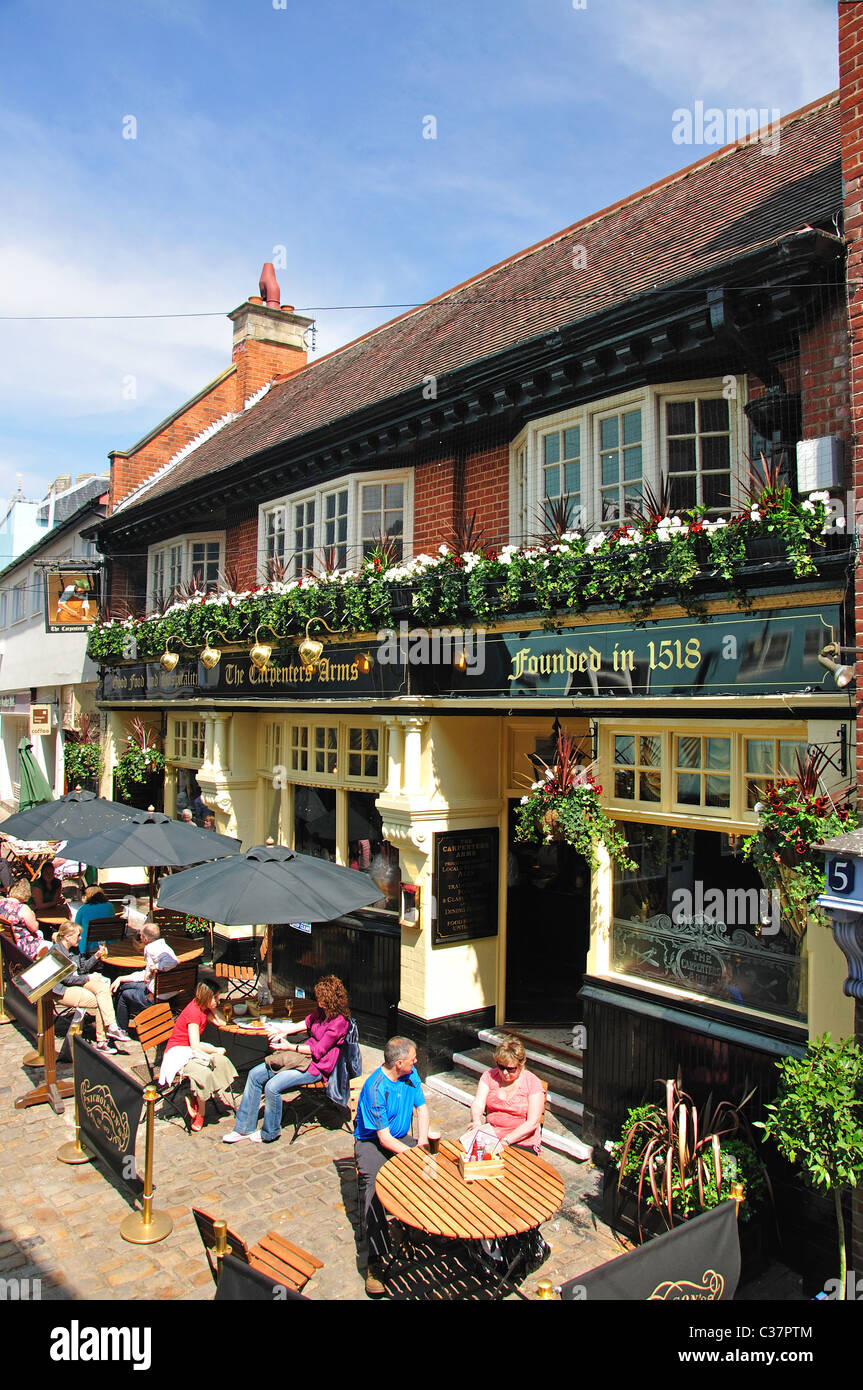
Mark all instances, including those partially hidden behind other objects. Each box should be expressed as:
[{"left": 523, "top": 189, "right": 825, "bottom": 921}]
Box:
[{"left": 223, "top": 975, "right": 350, "bottom": 1145}]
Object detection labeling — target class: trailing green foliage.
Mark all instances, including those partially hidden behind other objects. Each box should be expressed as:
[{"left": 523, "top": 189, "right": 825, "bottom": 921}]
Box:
[
  {"left": 513, "top": 732, "right": 635, "bottom": 870},
  {"left": 114, "top": 719, "right": 165, "bottom": 802}
]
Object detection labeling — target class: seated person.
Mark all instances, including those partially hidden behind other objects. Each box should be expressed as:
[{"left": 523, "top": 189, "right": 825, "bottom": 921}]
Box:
[
  {"left": 30, "top": 862, "right": 72, "bottom": 920},
  {"left": 159, "top": 983, "right": 238, "bottom": 1132},
  {"left": 468, "top": 1038, "right": 544, "bottom": 1154},
  {"left": 109, "top": 921, "right": 179, "bottom": 1031},
  {"left": 52, "top": 920, "right": 127, "bottom": 1053},
  {"left": 74, "top": 886, "right": 117, "bottom": 954},
  {"left": 354, "top": 1036, "right": 429, "bottom": 1297},
  {"left": 0, "top": 880, "right": 48, "bottom": 960},
  {"left": 223, "top": 975, "right": 351, "bottom": 1145}
]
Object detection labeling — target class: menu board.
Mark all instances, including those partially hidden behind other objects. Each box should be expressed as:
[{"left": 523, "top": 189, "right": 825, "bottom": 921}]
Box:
[{"left": 432, "top": 829, "right": 499, "bottom": 945}]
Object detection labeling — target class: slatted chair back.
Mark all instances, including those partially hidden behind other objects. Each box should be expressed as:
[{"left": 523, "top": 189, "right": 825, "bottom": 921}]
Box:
[
  {"left": 130, "top": 1002, "right": 176, "bottom": 1083},
  {"left": 98, "top": 881, "right": 139, "bottom": 903},
  {"left": 349, "top": 1074, "right": 369, "bottom": 1129},
  {"left": 539, "top": 1078, "right": 549, "bottom": 1127},
  {"left": 191, "top": 1206, "right": 323, "bottom": 1293},
  {"left": 152, "top": 962, "right": 197, "bottom": 1010},
  {"left": 86, "top": 916, "right": 126, "bottom": 945},
  {"left": 153, "top": 907, "right": 191, "bottom": 934}
]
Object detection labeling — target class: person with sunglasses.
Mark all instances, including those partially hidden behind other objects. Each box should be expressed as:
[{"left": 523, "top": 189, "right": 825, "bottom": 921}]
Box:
[{"left": 468, "top": 1038, "right": 544, "bottom": 1154}]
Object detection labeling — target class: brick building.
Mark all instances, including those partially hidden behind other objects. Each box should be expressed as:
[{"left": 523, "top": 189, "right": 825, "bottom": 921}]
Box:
[{"left": 87, "top": 79, "right": 859, "bottom": 1277}]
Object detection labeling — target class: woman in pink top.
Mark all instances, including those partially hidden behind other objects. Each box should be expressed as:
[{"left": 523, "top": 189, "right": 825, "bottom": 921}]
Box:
[{"left": 469, "top": 1038, "right": 545, "bottom": 1154}]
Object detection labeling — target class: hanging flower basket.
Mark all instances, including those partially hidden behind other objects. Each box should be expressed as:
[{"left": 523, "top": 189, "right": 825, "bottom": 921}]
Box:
[{"left": 514, "top": 732, "right": 636, "bottom": 870}]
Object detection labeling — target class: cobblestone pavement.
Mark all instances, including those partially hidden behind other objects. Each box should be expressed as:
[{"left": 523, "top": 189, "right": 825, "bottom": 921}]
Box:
[{"left": 0, "top": 1017, "right": 624, "bottom": 1302}]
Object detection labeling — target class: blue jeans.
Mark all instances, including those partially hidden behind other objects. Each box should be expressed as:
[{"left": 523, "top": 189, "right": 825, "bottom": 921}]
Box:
[
  {"left": 114, "top": 982, "right": 151, "bottom": 1030},
  {"left": 233, "top": 1062, "right": 320, "bottom": 1140}
]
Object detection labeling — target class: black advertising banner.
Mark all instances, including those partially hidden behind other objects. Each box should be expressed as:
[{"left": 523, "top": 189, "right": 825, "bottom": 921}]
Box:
[
  {"left": 432, "top": 828, "right": 499, "bottom": 945},
  {"left": 73, "top": 1035, "right": 144, "bottom": 1197},
  {"left": 214, "top": 1253, "right": 308, "bottom": 1302},
  {"left": 44, "top": 568, "right": 101, "bottom": 633},
  {"left": 98, "top": 606, "right": 840, "bottom": 703},
  {"left": 560, "top": 1200, "right": 740, "bottom": 1301}
]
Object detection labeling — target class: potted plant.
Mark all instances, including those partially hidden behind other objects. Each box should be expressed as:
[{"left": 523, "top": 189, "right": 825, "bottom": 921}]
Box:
[
  {"left": 514, "top": 732, "right": 635, "bottom": 869},
  {"left": 114, "top": 718, "right": 166, "bottom": 803},
  {"left": 63, "top": 714, "right": 103, "bottom": 791},
  {"left": 757, "top": 1034, "right": 863, "bottom": 1299},
  {"left": 604, "top": 1077, "right": 769, "bottom": 1275}
]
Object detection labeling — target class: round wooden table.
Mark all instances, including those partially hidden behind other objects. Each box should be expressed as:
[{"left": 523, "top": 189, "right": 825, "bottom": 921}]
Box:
[
  {"left": 99, "top": 935, "right": 204, "bottom": 970},
  {"left": 375, "top": 1140, "right": 564, "bottom": 1240}
]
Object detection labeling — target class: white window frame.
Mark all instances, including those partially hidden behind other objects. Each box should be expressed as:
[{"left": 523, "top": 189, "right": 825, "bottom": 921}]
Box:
[
  {"left": 509, "top": 377, "right": 747, "bottom": 543},
  {"left": 147, "top": 533, "right": 225, "bottom": 609},
  {"left": 258, "top": 470, "right": 413, "bottom": 579},
  {"left": 168, "top": 716, "right": 207, "bottom": 767},
  {"left": 11, "top": 579, "right": 27, "bottom": 625}
]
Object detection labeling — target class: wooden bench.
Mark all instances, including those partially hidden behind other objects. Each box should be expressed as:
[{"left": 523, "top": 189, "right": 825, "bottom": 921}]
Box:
[{"left": 192, "top": 1207, "right": 323, "bottom": 1295}]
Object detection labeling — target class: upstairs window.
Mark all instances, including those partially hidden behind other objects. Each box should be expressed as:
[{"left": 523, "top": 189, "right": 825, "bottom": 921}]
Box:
[
  {"left": 148, "top": 535, "right": 223, "bottom": 609},
  {"left": 259, "top": 471, "right": 411, "bottom": 580}
]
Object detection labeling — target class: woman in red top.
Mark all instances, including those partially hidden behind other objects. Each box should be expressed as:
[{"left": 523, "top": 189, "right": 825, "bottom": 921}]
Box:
[
  {"left": 159, "top": 983, "right": 238, "bottom": 1132},
  {"left": 468, "top": 1038, "right": 545, "bottom": 1154}
]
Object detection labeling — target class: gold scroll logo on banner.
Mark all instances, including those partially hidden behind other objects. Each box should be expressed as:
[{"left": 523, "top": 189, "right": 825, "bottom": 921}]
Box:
[
  {"left": 80, "top": 1080, "right": 130, "bottom": 1149},
  {"left": 648, "top": 1270, "right": 725, "bottom": 1301}
]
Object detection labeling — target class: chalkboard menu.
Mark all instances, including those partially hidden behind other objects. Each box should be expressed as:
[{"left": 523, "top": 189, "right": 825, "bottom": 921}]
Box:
[{"left": 432, "top": 829, "right": 499, "bottom": 945}]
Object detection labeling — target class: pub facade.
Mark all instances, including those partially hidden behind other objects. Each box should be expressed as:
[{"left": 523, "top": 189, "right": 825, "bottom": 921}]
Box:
[{"left": 88, "top": 94, "right": 856, "bottom": 1151}]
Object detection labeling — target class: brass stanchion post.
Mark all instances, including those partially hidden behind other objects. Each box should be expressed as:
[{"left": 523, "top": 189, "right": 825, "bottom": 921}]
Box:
[
  {"left": 120, "top": 1083, "right": 173, "bottom": 1244},
  {"left": 535, "top": 1279, "right": 557, "bottom": 1300},
  {"left": 57, "top": 1024, "right": 95, "bottom": 1165},
  {"left": 732, "top": 1180, "right": 745, "bottom": 1219},
  {"left": 213, "top": 1219, "right": 228, "bottom": 1284}
]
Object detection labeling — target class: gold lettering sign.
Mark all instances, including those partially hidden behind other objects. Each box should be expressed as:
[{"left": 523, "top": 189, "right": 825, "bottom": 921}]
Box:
[
  {"left": 80, "top": 1080, "right": 130, "bottom": 1150},
  {"left": 648, "top": 1270, "right": 725, "bottom": 1300}
]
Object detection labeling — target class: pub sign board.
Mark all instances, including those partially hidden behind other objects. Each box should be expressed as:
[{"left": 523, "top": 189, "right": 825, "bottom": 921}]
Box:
[
  {"left": 44, "top": 568, "right": 101, "bottom": 633},
  {"left": 100, "top": 650, "right": 406, "bottom": 702},
  {"left": 432, "top": 828, "right": 499, "bottom": 946}
]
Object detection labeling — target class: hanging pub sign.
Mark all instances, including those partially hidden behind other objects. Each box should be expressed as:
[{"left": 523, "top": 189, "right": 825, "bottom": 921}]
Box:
[
  {"left": 432, "top": 828, "right": 499, "bottom": 945},
  {"left": 44, "top": 568, "right": 101, "bottom": 633}
]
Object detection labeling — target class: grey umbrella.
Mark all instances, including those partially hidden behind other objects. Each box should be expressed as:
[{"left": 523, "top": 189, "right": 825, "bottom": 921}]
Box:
[
  {"left": 0, "top": 789, "right": 136, "bottom": 843},
  {"left": 155, "top": 842, "right": 383, "bottom": 924},
  {"left": 61, "top": 809, "right": 240, "bottom": 912}
]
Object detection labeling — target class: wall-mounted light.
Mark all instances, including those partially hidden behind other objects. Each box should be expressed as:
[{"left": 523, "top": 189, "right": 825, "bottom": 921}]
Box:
[
  {"left": 200, "top": 630, "right": 227, "bottom": 670},
  {"left": 250, "top": 624, "right": 288, "bottom": 671},
  {"left": 296, "top": 617, "right": 338, "bottom": 670},
  {"left": 160, "top": 637, "right": 180, "bottom": 672},
  {"left": 452, "top": 649, "right": 467, "bottom": 672},
  {"left": 818, "top": 643, "right": 861, "bottom": 689},
  {"left": 357, "top": 652, "right": 374, "bottom": 674}
]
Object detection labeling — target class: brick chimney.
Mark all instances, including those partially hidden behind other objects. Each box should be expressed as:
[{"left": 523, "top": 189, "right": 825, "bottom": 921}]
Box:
[
  {"left": 839, "top": 0, "right": 863, "bottom": 1284},
  {"left": 108, "top": 264, "right": 315, "bottom": 511},
  {"left": 228, "top": 262, "right": 314, "bottom": 402}
]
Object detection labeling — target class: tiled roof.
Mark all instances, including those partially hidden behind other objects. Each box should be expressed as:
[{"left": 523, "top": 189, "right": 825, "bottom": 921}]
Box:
[{"left": 123, "top": 96, "right": 841, "bottom": 513}]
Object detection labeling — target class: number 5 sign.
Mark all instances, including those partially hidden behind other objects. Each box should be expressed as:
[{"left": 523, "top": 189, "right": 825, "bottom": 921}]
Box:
[{"left": 827, "top": 857, "right": 857, "bottom": 898}]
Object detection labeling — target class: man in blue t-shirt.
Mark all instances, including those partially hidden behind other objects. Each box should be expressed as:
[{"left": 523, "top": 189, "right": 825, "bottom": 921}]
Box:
[{"left": 355, "top": 1036, "right": 429, "bottom": 1296}]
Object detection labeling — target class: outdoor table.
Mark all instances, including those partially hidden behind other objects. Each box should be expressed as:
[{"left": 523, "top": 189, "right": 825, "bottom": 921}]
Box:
[
  {"left": 375, "top": 1140, "right": 564, "bottom": 1294},
  {"left": 99, "top": 934, "right": 204, "bottom": 971},
  {"left": 34, "top": 908, "right": 74, "bottom": 931}
]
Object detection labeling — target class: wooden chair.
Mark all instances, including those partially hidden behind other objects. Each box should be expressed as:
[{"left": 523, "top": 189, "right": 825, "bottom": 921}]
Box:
[
  {"left": 152, "top": 961, "right": 198, "bottom": 1010},
  {"left": 129, "top": 1002, "right": 195, "bottom": 1125},
  {"left": 213, "top": 937, "right": 261, "bottom": 1000},
  {"left": 153, "top": 907, "right": 192, "bottom": 934},
  {"left": 98, "top": 881, "right": 139, "bottom": 903},
  {"left": 84, "top": 916, "right": 127, "bottom": 946},
  {"left": 191, "top": 1207, "right": 322, "bottom": 1295}
]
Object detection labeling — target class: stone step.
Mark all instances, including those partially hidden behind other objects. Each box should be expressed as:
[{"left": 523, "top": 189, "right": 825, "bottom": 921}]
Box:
[
  {"left": 478, "top": 1026, "right": 584, "bottom": 1079},
  {"left": 425, "top": 1068, "right": 592, "bottom": 1163},
  {"left": 452, "top": 1047, "right": 583, "bottom": 1110}
]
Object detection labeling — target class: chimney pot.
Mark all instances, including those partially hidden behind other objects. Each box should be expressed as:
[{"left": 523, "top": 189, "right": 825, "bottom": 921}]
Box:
[{"left": 249, "top": 296, "right": 263, "bottom": 306}]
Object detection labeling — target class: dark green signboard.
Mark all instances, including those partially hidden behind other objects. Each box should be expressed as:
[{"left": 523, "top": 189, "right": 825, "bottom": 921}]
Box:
[{"left": 432, "top": 828, "right": 499, "bottom": 945}]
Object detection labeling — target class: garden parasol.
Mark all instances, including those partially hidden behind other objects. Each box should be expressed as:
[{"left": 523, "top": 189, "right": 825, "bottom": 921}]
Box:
[
  {"left": 155, "top": 842, "right": 384, "bottom": 984},
  {"left": 0, "top": 788, "right": 135, "bottom": 843},
  {"left": 16, "top": 737, "right": 53, "bottom": 813},
  {"left": 61, "top": 809, "right": 241, "bottom": 913}
]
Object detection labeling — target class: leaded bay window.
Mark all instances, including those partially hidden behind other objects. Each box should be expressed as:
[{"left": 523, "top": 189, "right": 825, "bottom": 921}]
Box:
[
  {"left": 613, "top": 733, "right": 661, "bottom": 804},
  {"left": 149, "top": 535, "right": 223, "bottom": 608},
  {"left": 259, "top": 471, "right": 410, "bottom": 580},
  {"left": 744, "top": 737, "right": 808, "bottom": 809},
  {"left": 173, "top": 719, "right": 205, "bottom": 762},
  {"left": 674, "top": 734, "right": 731, "bottom": 811},
  {"left": 511, "top": 379, "right": 745, "bottom": 540}
]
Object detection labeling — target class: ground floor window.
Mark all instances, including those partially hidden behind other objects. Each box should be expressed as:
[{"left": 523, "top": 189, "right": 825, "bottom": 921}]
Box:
[
  {"left": 611, "top": 822, "right": 806, "bottom": 1022},
  {"left": 290, "top": 784, "right": 399, "bottom": 915}
]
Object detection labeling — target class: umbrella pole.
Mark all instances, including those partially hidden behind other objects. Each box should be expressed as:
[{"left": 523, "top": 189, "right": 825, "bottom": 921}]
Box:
[
  {"left": 266, "top": 925, "right": 273, "bottom": 991},
  {"left": 148, "top": 867, "right": 155, "bottom": 916}
]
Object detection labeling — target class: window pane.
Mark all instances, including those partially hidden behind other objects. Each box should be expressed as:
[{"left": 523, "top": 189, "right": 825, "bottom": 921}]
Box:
[
  {"left": 614, "top": 735, "right": 635, "bottom": 765},
  {"left": 666, "top": 400, "right": 695, "bottom": 434},
  {"left": 623, "top": 410, "right": 641, "bottom": 445},
  {"left": 705, "top": 775, "right": 730, "bottom": 808},
  {"left": 385, "top": 483, "right": 403, "bottom": 509},
  {"left": 702, "top": 472, "right": 728, "bottom": 508},
  {"left": 349, "top": 791, "right": 399, "bottom": 912},
  {"left": 779, "top": 741, "right": 804, "bottom": 776},
  {"left": 674, "top": 476, "right": 697, "bottom": 509},
  {"left": 676, "top": 737, "right": 701, "bottom": 768},
  {"left": 699, "top": 397, "right": 729, "bottom": 432},
  {"left": 563, "top": 426, "right": 580, "bottom": 459},
  {"left": 615, "top": 769, "right": 635, "bottom": 798},
  {"left": 600, "top": 416, "right": 619, "bottom": 449},
  {"left": 677, "top": 773, "right": 701, "bottom": 805},
  {"left": 706, "top": 738, "right": 730, "bottom": 770},
  {"left": 639, "top": 736, "right": 661, "bottom": 767},
  {"left": 623, "top": 445, "right": 642, "bottom": 481},
  {"left": 294, "top": 785, "right": 336, "bottom": 860},
  {"left": 363, "top": 484, "right": 381, "bottom": 511},
  {"left": 639, "top": 772, "right": 662, "bottom": 803},
  {"left": 544, "top": 465, "right": 560, "bottom": 498},
  {"left": 563, "top": 461, "right": 580, "bottom": 495},
  {"left": 702, "top": 435, "right": 730, "bottom": 472},
  {"left": 601, "top": 455, "right": 619, "bottom": 486},
  {"left": 543, "top": 434, "right": 560, "bottom": 465},
  {"left": 668, "top": 438, "right": 696, "bottom": 473},
  {"left": 746, "top": 739, "right": 772, "bottom": 774}
]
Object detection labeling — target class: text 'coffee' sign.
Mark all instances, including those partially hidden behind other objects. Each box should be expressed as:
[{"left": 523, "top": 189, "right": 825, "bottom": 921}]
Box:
[{"left": 432, "top": 828, "right": 499, "bottom": 945}]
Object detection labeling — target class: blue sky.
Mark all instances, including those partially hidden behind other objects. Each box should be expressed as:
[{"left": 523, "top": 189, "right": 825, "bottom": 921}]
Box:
[{"left": 0, "top": 0, "right": 839, "bottom": 503}]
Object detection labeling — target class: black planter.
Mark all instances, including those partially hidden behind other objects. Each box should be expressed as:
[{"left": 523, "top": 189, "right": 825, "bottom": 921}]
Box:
[{"left": 387, "top": 586, "right": 413, "bottom": 618}]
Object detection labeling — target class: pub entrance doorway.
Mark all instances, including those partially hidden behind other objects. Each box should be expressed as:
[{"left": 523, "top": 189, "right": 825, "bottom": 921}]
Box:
[{"left": 504, "top": 800, "right": 590, "bottom": 1022}]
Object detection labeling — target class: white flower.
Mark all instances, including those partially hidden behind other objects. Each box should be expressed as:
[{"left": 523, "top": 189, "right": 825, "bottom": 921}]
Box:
[
  {"left": 750, "top": 508, "right": 762, "bottom": 522},
  {"left": 801, "top": 501, "right": 815, "bottom": 514},
  {"left": 835, "top": 517, "right": 846, "bottom": 530},
  {"left": 520, "top": 796, "right": 529, "bottom": 805},
  {"left": 809, "top": 490, "right": 829, "bottom": 503},
  {"left": 438, "top": 544, "right": 450, "bottom": 556}
]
